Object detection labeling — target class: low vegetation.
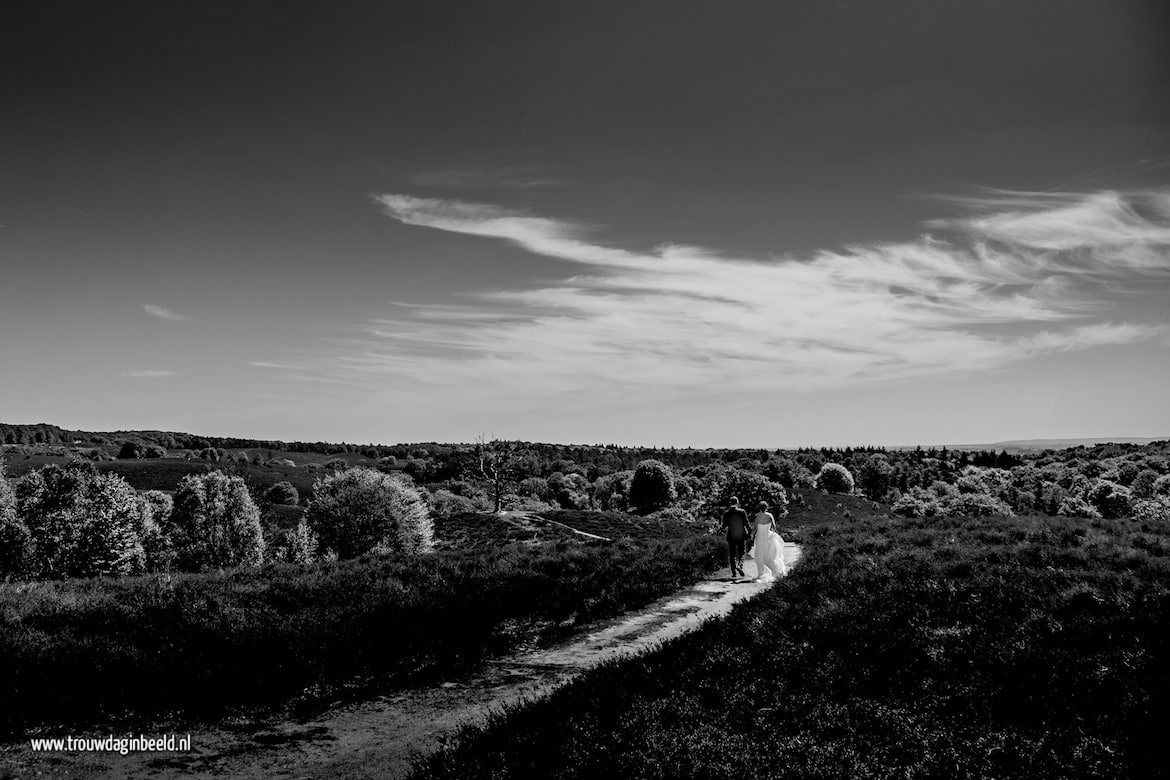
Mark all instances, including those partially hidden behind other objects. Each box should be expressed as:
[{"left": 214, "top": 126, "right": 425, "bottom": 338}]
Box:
[
  {"left": 0, "top": 531, "right": 723, "bottom": 737},
  {"left": 412, "top": 509, "right": 1170, "bottom": 779}
]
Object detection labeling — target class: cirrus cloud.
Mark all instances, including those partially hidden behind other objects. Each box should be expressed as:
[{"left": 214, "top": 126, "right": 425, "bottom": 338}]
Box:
[{"left": 268, "top": 188, "right": 1170, "bottom": 407}]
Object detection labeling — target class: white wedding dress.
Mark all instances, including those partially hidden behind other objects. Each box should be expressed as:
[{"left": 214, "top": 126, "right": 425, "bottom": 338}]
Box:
[{"left": 751, "top": 514, "right": 788, "bottom": 579}]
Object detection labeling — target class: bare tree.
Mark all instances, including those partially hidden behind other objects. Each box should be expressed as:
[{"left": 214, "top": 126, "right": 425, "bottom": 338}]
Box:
[{"left": 476, "top": 436, "right": 521, "bottom": 513}]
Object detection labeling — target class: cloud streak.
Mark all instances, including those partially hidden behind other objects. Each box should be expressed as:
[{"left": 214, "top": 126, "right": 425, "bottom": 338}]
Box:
[
  {"left": 278, "top": 189, "right": 1170, "bottom": 406},
  {"left": 143, "top": 303, "right": 192, "bottom": 322}
]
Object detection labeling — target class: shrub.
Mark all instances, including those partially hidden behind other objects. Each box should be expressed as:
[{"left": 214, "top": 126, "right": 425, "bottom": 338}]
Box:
[
  {"left": 816, "top": 463, "right": 855, "bottom": 494},
  {"left": 15, "top": 462, "right": 144, "bottom": 578},
  {"left": 117, "top": 441, "right": 141, "bottom": 460},
  {"left": 701, "top": 469, "right": 789, "bottom": 521},
  {"left": 429, "top": 489, "right": 479, "bottom": 518},
  {"left": 142, "top": 445, "right": 166, "bottom": 459},
  {"left": 198, "top": 447, "right": 221, "bottom": 462},
  {"left": 265, "top": 481, "right": 300, "bottom": 506},
  {"left": 628, "top": 459, "right": 677, "bottom": 514},
  {"left": 169, "top": 471, "right": 265, "bottom": 571},
  {"left": 938, "top": 492, "right": 1014, "bottom": 517},
  {"left": 306, "top": 467, "right": 433, "bottom": 559},
  {"left": 1056, "top": 495, "right": 1102, "bottom": 519},
  {"left": 1151, "top": 474, "right": 1170, "bottom": 498},
  {"left": 1131, "top": 496, "right": 1170, "bottom": 524}
]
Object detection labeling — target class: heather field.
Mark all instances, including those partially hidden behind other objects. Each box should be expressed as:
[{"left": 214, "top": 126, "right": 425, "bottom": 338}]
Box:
[{"left": 412, "top": 510, "right": 1170, "bottom": 780}]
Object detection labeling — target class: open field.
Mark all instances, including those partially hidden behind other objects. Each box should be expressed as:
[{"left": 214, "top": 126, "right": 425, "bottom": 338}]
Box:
[{"left": 411, "top": 510, "right": 1170, "bottom": 780}]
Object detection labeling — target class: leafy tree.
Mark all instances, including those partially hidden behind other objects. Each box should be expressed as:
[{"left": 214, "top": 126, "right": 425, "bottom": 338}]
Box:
[
  {"left": 264, "top": 481, "right": 300, "bottom": 506},
  {"left": 628, "top": 459, "right": 677, "bottom": 514},
  {"left": 815, "top": 463, "right": 855, "bottom": 495},
  {"left": 269, "top": 518, "right": 318, "bottom": 564},
  {"left": 137, "top": 490, "right": 174, "bottom": 572},
  {"left": 856, "top": 455, "right": 894, "bottom": 501},
  {"left": 142, "top": 445, "right": 166, "bottom": 459},
  {"left": 701, "top": 469, "right": 789, "bottom": 521},
  {"left": 169, "top": 471, "right": 265, "bottom": 571},
  {"left": 306, "top": 467, "right": 433, "bottom": 559},
  {"left": 117, "top": 441, "right": 141, "bottom": 460},
  {"left": 15, "top": 462, "right": 143, "bottom": 578},
  {"left": 1131, "top": 469, "right": 1160, "bottom": 499},
  {"left": 518, "top": 477, "right": 552, "bottom": 501},
  {"left": 1087, "top": 480, "right": 1131, "bottom": 519},
  {"left": 1154, "top": 475, "right": 1170, "bottom": 497},
  {"left": 0, "top": 458, "right": 33, "bottom": 579},
  {"left": 592, "top": 470, "right": 633, "bottom": 511}
]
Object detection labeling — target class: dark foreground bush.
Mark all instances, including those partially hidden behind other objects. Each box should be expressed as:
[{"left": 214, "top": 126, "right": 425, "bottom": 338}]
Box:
[
  {"left": 412, "top": 512, "right": 1170, "bottom": 780},
  {"left": 0, "top": 533, "right": 723, "bottom": 736}
]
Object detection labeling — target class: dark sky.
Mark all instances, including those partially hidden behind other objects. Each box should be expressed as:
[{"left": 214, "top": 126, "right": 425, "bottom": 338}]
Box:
[{"left": 2, "top": 1, "right": 1168, "bottom": 445}]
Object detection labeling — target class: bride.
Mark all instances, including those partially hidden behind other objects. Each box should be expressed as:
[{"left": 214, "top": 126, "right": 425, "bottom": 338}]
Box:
[{"left": 750, "top": 501, "right": 788, "bottom": 580}]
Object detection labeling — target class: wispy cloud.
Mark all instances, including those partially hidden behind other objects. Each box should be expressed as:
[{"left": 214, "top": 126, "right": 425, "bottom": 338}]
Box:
[
  {"left": 143, "top": 303, "right": 192, "bottom": 322},
  {"left": 274, "top": 188, "right": 1170, "bottom": 406},
  {"left": 407, "top": 165, "right": 563, "bottom": 191},
  {"left": 122, "top": 370, "right": 176, "bottom": 378}
]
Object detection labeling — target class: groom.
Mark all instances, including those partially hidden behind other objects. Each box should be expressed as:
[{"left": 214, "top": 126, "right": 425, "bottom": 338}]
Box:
[{"left": 721, "top": 496, "right": 751, "bottom": 578}]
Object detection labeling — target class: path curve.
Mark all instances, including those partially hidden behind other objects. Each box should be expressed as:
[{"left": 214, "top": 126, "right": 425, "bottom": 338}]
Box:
[{"left": 4, "top": 544, "right": 801, "bottom": 780}]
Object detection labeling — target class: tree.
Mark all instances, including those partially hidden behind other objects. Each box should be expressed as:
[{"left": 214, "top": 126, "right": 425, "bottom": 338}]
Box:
[
  {"left": 476, "top": 437, "right": 522, "bottom": 513},
  {"left": 628, "top": 459, "right": 677, "bottom": 514},
  {"left": 142, "top": 445, "right": 166, "bottom": 459},
  {"left": 763, "top": 456, "right": 815, "bottom": 490},
  {"left": 701, "top": 469, "right": 789, "bottom": 522},
  {"left": 0, "top": 458, "right": 33, "bottom": 579},
  {"left": 169, "top": 471, "right": 265, "bottom": 571},
  {"left": 265, "top": 481, "right": 300, "bottom": 506},
  {"left": 117, "top": 441, "right": 141, "bottom": 460},
  {"left": 137, "top": 490, "right": 174, "bottom": 571},
  {"left": 1087, "top": 480, "right": 1131, "bottom": 519},
  {"left": 816, "top": 463, "right": 855, "bottom": 495},
  {"left": 306, "top": 467, "right": 433, "bottom": 559},
  {"left": 1131, "top": 496, "right": 1170, "bottom": 524},
  {"left": 856, "top": 455, "right": 894, "bottom": 501},
  {"left": 15, "top": 462, "right": 143, "bottom": 578},
  {"left": 592, "top": 470, "right": 633, "bottom": 511}
]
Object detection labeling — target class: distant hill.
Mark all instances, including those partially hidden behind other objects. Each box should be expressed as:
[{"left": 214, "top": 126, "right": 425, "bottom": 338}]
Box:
[{"left": 893, "top": 436, "right": 1170, "bottom": 452}]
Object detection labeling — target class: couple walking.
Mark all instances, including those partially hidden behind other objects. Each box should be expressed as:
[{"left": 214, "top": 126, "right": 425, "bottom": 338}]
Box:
[{"left": 721, "top": 496, "right": 788, "bottom": 580}]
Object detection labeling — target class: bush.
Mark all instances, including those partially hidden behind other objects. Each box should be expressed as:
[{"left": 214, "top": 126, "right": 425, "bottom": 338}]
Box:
[
  {"left": 264, "top": 481, "right": 300, "bottom": 506},
  {"left": 701, "top": 469, "right": 789, "bottom": 521},
  {"left": 168, "top": 471, "right": 265, "bottom": 571},
  {"left": 628, "top": 459, "right": 677, "bottom": 514},
  {"left": 142, "top": 445, "right": 166, "bottom": 459},
  {"left": 1152, "top": 475, "right": 1170, "bottom": 498},
  {"left": 117, "top": 441, "right": 141, "bottom": 460},
  {"left": 306, "top": 467, "right": 433, "bottom": 559},
  {"left": 816, "top": 463, "right": 855, "bottom": 494},
  {"left": 1056, "top": 495, "right": 1102, "bottom": 519},
  {"left": 938, "top": 492, "right": 1014, "bottom": 517},
  {"left": 1131, "top": 496, "right": 1170, "bottom": 524},
  {"left": 429, "top": 488, "right": 479, "bottom": 518}
]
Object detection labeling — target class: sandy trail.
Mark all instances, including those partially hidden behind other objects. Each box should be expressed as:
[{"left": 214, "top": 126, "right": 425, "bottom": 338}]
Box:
[{"left": 4, "top": 543, "right": 801, "bottom": 780}]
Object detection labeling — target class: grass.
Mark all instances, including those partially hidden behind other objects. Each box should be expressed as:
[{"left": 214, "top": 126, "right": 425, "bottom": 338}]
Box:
[
  {"left": 410, "top": 510, "right": 1170, "bottom": 780},
  {"left": 0, "top": 530, "right": 723, "bottom": 738}
]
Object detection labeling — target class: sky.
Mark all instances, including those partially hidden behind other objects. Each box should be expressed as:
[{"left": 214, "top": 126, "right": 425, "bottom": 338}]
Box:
[{"left": 2, "top": 0, "right": 1168, "bottom": 448}]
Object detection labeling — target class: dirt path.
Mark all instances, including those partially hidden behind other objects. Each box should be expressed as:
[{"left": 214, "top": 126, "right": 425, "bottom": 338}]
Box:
[{"left": 4, "top": 543, "right": 801, "bottom": 780}]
